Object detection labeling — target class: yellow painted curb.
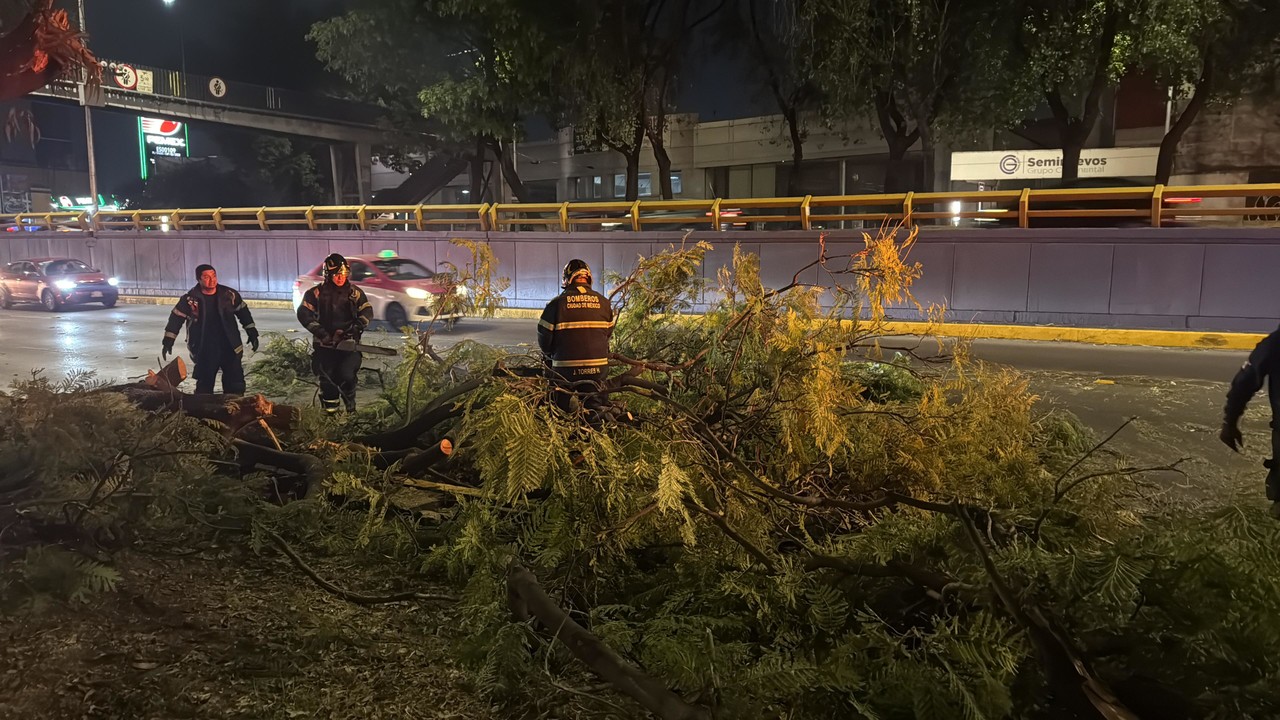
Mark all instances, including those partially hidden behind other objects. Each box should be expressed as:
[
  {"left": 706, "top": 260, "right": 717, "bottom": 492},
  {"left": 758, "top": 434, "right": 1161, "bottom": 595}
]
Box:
[
  {"left": 877, "top": 321, "right": 1264, "bottom": 350},
  {"left": 493, "top": 308, "right": 543, "bottom": 320}
]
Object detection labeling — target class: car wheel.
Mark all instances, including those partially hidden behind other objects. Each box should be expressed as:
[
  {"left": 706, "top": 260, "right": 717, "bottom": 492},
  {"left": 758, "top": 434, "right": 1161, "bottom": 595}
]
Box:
[
  {"left": 101, "top": 294, "right": 117, "bottom": 308},
  {"left": 40, "top": 289, "right": 60, "bottom": 312},
  {"left": 0, "top": 288, "right": 11, "bottom": 309},
  {"left": 385, "top": 302, "right": 408, "bottom": 330}
]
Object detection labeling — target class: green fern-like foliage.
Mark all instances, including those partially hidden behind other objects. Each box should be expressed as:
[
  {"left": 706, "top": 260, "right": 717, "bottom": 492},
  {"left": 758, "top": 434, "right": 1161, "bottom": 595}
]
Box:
[
  {"left": 4, "top": 545, "right": 122, "bottom": 611},
  {"left": 394, "top": 225, "right": 1280, "bottom": 719}
]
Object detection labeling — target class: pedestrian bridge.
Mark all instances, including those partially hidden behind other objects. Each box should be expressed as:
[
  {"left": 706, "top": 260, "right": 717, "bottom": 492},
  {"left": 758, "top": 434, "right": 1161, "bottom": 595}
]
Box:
[
  {"left": 32, "top": 58, "right": 392, "bottom": 143},
  {"left": 3, "top": 184, "right": 1280, "bottom": 334}
]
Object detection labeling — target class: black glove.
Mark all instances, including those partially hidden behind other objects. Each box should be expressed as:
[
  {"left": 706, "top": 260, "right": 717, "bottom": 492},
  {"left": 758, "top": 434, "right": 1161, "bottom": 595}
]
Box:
[
  {"left": 249, "top": 335, "right": 259, "bottom": 352},
  {"left": 1220, "top": 419, "right": 1244, "bottom": 452},
  {"left": 315, "top": 331, "right": 332, "bottom": 346},
  {"left": 161, "top": 342, "right": 173, "bottom": 361}
]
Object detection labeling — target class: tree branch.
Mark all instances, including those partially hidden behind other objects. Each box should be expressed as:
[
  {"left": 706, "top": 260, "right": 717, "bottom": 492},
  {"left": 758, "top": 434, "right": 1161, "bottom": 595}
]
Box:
[
  {"left": 267, "top": 530, "right": 456, "bottom": 606},
  {"left": 507, "top": 563, "right": 710, "bottom": 720}
]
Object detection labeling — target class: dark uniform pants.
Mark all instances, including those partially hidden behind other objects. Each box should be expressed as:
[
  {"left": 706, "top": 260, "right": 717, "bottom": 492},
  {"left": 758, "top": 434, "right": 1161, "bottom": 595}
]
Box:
[
  {"left": 547, "top": 365, "right": 607, "bottom": 413},
  {"left": 193, "top": 349, "right": 245, "bottom": 395},
  {"left": 313, "top": 347, "right": 362, "bottom": 413}
]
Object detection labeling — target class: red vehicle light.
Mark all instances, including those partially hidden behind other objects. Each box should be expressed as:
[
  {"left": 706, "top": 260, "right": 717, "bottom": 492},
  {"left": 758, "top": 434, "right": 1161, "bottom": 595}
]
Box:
[{"left": 1164, "top": 197, "right": 1202, "bottom": 204}]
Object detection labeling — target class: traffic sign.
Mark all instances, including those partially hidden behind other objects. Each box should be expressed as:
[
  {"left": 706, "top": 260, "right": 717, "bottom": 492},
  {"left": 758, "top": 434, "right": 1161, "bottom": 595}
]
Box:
[
  {"left": 112, "top": 63, "right": 138, "bottom": 90},
  {"left": 208, "top": 77, "right": 227, "bottom": 98}
]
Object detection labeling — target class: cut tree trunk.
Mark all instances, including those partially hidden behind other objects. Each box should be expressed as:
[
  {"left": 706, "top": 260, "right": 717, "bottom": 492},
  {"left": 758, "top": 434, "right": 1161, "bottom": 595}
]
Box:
[
  {"left": 400, "top": 438, "right": 454, "bottom": 477},
  {"left": 145, "top": 356, "right": 187, "bottom": 391},
  {"left": 357, "top": 377, "right": 484, "bottom": 451},
  {"left": 111, "top": 386, "right": 297, "bottom": 443},
  {"left": 233, "top": 439, "right": 325, "bottom": 500}
]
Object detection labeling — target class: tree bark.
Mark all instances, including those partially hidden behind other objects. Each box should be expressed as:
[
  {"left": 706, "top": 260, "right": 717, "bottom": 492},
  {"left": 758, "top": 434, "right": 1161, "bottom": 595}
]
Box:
[
  {"left": 234, "top": 440, "right": 325, "bottom": 499},
  {"left": 400, "top": 439, "right": 455, "bottom": 478},
  {"left": 507, "top": 563, "right": 710, "bottom": 720},
  {"left": 647, "top": 76, "right": 675, "bottom": 200},
  {"left": 1044, "top": 9, "right": 1121, "bottom": 183},
  {"left": 111, "top": 387, "right": 296, "bottom": 441},
  {"left": 784, "top": 105, "right": 805, "bottom": 195},
  {"left": 356, "top": 377, "right": 485, "bottom": 451},
  {"left": 625, "top": 113, "right": 645, "bottom": 201},
  {"left": 650, "top": 131, "right": 674, "bottom": 199},
  {"left": 469, "top": 136, "right": 486, "bottom": 201},
  {"left": 1155, "top": 56, "right": 1213, "bottom": 185},
  {"left": 877, "top": 91, "right": 920, "bottom": 194},
  {"left": 917, "top": 124, "right": 936, "bottom": 194},
  {"left": 492, "top": 137, "right": 531, "bottom": 203}
]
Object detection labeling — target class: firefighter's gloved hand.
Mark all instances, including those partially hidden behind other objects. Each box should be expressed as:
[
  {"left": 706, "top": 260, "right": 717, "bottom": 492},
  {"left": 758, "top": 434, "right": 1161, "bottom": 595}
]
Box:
[
  {"left": 161, "top": 342, "right": 172, "bottom": 361},
  {"left": 248, "top": 335, "right": 259, "bottom": 352},
  {"left": 1220, "top": 419, "right": 1244, "bottom": 452}
]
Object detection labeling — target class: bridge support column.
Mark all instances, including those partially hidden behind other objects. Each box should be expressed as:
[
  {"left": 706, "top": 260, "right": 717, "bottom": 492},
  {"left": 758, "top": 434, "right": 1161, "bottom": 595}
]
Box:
[
  {"left": 355, "top": 143, "right": 372, "bottom": 204},
  {"left": 329, "top": 145, "right": 344, "bottom": 205}
]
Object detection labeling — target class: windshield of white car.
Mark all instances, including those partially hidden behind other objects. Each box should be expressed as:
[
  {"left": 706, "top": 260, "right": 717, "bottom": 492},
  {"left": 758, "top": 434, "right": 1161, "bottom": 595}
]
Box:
[{"left": 373, "top": 259, "right": 434, "bottom": 280}]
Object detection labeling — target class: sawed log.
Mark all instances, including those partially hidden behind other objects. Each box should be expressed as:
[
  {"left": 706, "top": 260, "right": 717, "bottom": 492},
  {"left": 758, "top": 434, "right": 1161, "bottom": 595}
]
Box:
[
  {"left": 400, "top": 438, "right": 454, "bottom": 477},
  {"left": 233, "top": 440, "right": 324, "bottom": 500},
  {"left": 112, "top": 386, "right": 296, "bottom": 442}
]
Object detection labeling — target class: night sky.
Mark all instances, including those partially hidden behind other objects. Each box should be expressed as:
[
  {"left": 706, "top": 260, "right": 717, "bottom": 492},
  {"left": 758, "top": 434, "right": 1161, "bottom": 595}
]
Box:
[
  {"left": 43, "top": 0, "right": 755, "bottom": 198},
  {"left": 62, "top": 0, "right": 348, "bottom": 195}
]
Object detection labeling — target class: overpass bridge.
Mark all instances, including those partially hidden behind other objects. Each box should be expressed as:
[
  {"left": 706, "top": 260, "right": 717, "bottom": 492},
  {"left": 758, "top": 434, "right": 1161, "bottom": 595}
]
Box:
[
  {"left": 2, "top": 184, "right": 1280, "bottom": 335},
  {"left": 29, "top": 59, "right": 418, "bottom": 203},
  {"left": 32, "top": 59, "right": 392, "bottom": 143}
]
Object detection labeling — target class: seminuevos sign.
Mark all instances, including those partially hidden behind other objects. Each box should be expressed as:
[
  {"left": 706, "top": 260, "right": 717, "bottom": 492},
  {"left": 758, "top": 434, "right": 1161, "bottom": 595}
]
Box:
[{"left": 950, "top": 147, "right": 1159, "bottom": 182}]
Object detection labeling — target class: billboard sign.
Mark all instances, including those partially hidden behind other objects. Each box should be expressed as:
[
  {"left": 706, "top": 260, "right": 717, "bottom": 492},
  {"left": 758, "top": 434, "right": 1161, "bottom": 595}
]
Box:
[
  {"left": 138, "top": 117, "right": 190, "bottom": 179},
  {"left": 950, "top": 147, "right": 1160, "bottom": 182}
]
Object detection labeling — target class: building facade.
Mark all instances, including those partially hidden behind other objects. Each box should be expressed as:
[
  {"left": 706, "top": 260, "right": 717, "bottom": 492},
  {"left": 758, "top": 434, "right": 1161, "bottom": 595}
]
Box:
[{"left": 372, "top": 78, "right": 1280, "bottom": 211}]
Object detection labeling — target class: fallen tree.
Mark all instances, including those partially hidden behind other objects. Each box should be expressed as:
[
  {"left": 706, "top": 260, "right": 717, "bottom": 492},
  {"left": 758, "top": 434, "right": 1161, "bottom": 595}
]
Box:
[{"left": 4, "top": 232, "right": 1280, "bottom": 719}]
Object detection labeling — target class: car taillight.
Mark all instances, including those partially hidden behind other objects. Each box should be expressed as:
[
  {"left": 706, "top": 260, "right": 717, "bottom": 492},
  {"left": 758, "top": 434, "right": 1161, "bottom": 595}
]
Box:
[{"left": 1165, "top": 197, "right": 1202, "bottom": 204}]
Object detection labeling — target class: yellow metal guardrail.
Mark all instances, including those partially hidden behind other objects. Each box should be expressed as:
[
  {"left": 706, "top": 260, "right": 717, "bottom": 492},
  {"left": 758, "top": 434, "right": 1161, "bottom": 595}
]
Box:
[{"left": 4, "top": 184, "right": 1280, "bottom": 233}]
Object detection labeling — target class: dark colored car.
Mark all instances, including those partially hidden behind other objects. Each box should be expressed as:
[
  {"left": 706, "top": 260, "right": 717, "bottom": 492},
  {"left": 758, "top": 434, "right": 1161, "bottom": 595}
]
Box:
[{"left": 0, "top": 257, "right": 120, "bottom": 311}]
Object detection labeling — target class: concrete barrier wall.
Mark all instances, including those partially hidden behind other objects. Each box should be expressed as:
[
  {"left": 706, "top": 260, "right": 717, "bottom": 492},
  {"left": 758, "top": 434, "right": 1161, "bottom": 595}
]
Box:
[{"left": 3, "top": 228, "right": 1279, "bottom": 333}]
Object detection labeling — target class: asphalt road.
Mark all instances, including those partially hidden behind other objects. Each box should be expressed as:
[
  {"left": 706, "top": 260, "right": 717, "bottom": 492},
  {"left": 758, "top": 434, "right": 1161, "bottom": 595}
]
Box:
[
  {"left": 0, "top": 304, "right": 1262, "bottom": 493},
  {"left": 0, "top": 303, "right": 1249, "bottom": 386}
]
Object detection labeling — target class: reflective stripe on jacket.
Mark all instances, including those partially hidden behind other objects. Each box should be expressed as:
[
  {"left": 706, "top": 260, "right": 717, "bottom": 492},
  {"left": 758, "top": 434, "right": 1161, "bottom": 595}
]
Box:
[{"left": 537, "top": 282, "right": 614, "bottom": 369}]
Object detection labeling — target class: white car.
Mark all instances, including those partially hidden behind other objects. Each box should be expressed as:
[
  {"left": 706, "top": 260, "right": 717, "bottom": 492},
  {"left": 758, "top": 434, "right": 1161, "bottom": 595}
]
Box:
[{"left": 292, "top": 251, "right": 467, "bottom": 328}]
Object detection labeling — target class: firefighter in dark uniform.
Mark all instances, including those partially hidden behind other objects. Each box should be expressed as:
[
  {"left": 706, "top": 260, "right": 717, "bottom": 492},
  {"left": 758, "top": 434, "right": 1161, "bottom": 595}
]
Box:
[
  {"left": 161, "top": 264, "right": 258, "bottom": 395},
  {"left": 538, "top": 259, "right": 614, "bottom": 413},
  {"left": 296, "top": 254, "right": 374, "bottom": 414},
  {"left": 1221, "top": 326, "right": 1280, "bottom": 515}
]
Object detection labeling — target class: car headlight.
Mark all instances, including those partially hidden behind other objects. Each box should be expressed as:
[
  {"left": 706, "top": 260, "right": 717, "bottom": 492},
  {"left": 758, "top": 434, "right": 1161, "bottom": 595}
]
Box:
[
  {"left": 54, "top": 279, "right": 75, "bottom": 291},
  {"left": 405, "top": 287, "right": 430, "bottom": 300},
  {"left": 107, "top": 277, "right": 119, "bottom": 286}
]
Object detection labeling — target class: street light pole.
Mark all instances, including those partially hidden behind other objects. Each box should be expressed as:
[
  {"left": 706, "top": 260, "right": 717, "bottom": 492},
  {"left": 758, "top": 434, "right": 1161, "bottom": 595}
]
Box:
[
  {"left": 163, "top": 0, "right": 186, "bottom": 91},
  {"left": 76, "top": 0, "right": 100, "bottom": 217}
]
